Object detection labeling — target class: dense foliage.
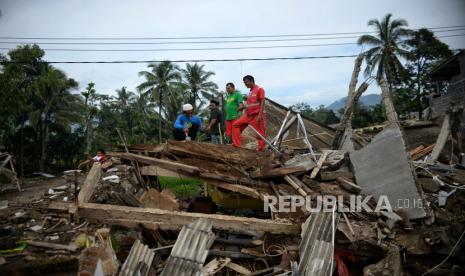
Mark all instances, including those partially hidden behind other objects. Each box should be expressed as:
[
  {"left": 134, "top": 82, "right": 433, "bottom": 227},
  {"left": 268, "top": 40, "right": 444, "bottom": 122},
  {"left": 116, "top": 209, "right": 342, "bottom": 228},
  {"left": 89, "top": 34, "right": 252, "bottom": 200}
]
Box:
[{"left": 0, "top": 17, "right": 454, "bottom": 174}]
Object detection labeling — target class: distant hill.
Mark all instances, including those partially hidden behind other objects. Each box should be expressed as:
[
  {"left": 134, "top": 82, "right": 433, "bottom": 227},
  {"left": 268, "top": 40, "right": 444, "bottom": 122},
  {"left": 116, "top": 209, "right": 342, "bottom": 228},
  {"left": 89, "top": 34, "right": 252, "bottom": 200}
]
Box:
[{"left": 327, "top": 94, "right": 381, "bottom": 113}]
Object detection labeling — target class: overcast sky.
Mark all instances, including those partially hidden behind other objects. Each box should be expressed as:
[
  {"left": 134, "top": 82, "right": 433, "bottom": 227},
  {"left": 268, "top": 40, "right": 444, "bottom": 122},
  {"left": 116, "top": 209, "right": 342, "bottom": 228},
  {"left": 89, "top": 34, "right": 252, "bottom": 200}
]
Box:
[{"left": 0, "top": 0, "right": 464, "bottom": 107}]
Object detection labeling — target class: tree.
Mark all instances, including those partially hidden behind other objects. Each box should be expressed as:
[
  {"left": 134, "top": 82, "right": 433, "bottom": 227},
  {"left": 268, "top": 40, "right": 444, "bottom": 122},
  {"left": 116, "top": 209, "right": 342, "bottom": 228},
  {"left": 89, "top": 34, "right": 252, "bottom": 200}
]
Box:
[
  {"left": 137, "top": 61, "right": 181, "bottom": 143},
  {"left": 29, "top": 66, "right": 80, "bottom": 171},
  {"left": 357, "top": 14, "right": 410, "bottom": 87},
  {"left": 115, "top": 86, "right": 135, "bottom": 136},
  {"left": 290, "top": 102, "right": 339, "bottom": 125},
  {"left": 400, "top": 28, "right": 453, "bottom": 118},
  {"left": 181, "top": 63, "right": 218, "bottom": 110}
]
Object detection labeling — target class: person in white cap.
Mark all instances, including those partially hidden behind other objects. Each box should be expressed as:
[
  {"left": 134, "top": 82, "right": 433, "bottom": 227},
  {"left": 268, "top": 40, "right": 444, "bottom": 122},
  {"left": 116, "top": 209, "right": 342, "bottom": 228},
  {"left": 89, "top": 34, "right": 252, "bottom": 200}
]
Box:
[{"left": 173, "top": 103, "right": 202, "bottom": 141}]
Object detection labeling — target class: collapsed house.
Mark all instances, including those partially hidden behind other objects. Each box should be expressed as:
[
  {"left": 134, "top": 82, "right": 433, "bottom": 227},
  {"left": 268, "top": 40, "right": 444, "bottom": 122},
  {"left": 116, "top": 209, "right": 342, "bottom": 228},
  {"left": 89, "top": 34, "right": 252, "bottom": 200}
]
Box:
[{"left": 1, "top": 56, "right": 465, "bottom": 276}]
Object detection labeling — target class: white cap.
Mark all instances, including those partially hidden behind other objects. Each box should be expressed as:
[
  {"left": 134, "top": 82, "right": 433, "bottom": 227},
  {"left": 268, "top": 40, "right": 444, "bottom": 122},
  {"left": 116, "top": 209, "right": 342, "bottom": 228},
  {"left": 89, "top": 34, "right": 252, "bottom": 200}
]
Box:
[{"left": 182, "top": 103, "right": 193, "bottom": 111}]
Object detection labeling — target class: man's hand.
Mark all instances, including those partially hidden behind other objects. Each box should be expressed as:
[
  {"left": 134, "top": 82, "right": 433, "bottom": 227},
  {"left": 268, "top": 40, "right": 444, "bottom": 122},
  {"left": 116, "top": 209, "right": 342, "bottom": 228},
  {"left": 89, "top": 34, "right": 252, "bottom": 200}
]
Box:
[{"left": 183, "top": 128, "right": 189, "bottom": 133}]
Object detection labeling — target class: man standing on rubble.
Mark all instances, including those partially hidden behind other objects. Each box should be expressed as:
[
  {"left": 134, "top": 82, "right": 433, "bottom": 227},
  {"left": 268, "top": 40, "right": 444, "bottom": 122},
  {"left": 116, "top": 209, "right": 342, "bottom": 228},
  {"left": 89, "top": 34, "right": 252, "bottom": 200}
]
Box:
[
  {"left": 173, "top": 103, "right": 202, "bottom": 141},
  {"left": 203, "top": 99, "right": 223, "bottom": 144},
  {"left": 225, "top": 82, "right": 244, "bottom": 143},
  {"left": 232, "top": 75, "right": 267, "bottom": 151}
]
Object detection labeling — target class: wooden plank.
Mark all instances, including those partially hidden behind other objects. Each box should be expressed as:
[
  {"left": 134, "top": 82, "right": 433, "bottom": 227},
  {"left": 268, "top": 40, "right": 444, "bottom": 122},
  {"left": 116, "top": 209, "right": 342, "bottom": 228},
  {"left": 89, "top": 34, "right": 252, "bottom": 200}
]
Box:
[
  {"left": 310, "top": 151, "right": 328, "bottom": 179},
  {"left": 0, "top": 155, "right": 11, "bottom": 170},
  {"left": 139, "top": 165, "right": 195, "bottom": 179},
  {"left": 109, "top": 152, "right": 200, "bottom": 175},
  {"left": 250, "top": 166, "right": 306, "bottom": 179},
  {"left": 284, "top": 175, "right": 307, "bottom": 196},
  {"left": 412, "top": 144, "right": 435, "bottom": 161},
  {"left": 77, "top": 162, "right": 102, "bottom": 204},
  {"left": 78, "top": 202, "right": 299, "bottom": 234},
  {"left": 225, "top": 262, "right": 252, "bottom": 275},
  {"left": 320, "top": 170, "right": 353, "bottom": 181},
  {"left": 208, "top": 180, "right": 263, "bottom": 200},
  {"left": 409, "top": 145, "right": 425, "bottom": 157},
  {"left": 202, "top": 257, "right": 231, "bottom": 276},
  {"left": 27, "top": 240, "right": 77, "bottom": 252},
  {"left": 199, "top": 172, "right": 268, "bottom": 187},
  {"left": 140, "top": 165, "right": 268, "bottom": 188},
  {"left": 337, "top": 176, "right": 362, "bottom": 194},
  {"left": 166, "top": 140, "right": 259, "bottom": 166}
]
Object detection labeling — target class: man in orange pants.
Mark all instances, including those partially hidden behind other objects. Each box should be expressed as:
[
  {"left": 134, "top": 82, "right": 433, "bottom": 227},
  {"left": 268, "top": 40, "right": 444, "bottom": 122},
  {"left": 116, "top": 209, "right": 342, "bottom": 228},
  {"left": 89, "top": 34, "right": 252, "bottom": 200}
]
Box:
[{"left": 232, "top": 75, "right": 267, "bottom": 151}]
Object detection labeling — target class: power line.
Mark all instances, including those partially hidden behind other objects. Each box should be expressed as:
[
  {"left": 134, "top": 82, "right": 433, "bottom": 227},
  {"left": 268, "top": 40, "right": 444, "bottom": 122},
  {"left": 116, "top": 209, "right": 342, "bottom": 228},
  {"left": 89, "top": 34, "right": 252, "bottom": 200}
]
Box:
[
  {"left": 0, "top": 25, "right": 463, "bottom": 40},
  {"left": 0, "top": 42, "right": 358, "bottom": 52},
  {"left": 1, "top": 28, "right": 464, "bottom": 45},
  {"left": 1, "top": 54, "right": 359, "bottom": 64},
  {"left": 0, "top": 32, "right": 463, "bottom": 52}
]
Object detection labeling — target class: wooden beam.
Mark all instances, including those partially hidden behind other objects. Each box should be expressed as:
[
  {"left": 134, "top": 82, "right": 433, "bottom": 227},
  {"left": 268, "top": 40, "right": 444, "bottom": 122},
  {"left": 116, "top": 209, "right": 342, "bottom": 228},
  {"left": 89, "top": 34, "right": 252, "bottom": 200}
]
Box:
[
  {"left": 77, "top": 162, "right": 102, "bottom": 204},
  {"left": 199, "top": 172, "right": 268, "bottom": 187},
  {"left": 78, "top": 202, "right": 299, "bottom": 234},
  {"left": 284, "top": 175, "right": 308, "bottom": 196},
  {"left": 109, "top": 152, "right": 200, "bottom": 175},
  {"left": 320, "top": 170, "right": 353, "bottom": 181},
  {"left": 411, "top": 144, "right": 435, "bottom": 161},
  {"left": 225, "top": 262, "right": 252, "bottom": 275},
  {"left": 140, "top": 165, "right": 268, "bottom": 189},
  {"left": 203, "top": 257, "right": 231, "bottom": 276},
  {"left": 250, "top": 166, "right": 306, "bottom": 179},
  {"left": 208, "top": 180, "right": 263, "bottom": 200},
  {"left": 310, "top": 151, "right": 328, "bottom": 179},
  {"left": 139, "top": 165, "right": 195, "bottom": 179},
  {"left": 337, "top": 176, "right": 362, "bottom": 194}
]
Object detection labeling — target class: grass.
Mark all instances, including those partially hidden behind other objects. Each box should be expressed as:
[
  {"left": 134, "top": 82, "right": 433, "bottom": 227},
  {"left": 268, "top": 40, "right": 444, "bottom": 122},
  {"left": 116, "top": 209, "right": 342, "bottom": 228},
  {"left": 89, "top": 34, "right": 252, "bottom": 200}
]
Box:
[{"left": 158, "top": 176, "right": 203, "bottom": 198}]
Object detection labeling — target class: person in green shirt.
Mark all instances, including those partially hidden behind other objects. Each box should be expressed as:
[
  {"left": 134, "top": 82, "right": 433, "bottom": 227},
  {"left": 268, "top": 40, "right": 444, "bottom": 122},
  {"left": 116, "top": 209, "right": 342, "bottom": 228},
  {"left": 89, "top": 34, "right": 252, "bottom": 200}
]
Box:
[
  {"left": 225, "top": 82, "right": 244, "bottom": 142},
  {"left": 203, "top": 99, "right": 223, "bottom": 144}
]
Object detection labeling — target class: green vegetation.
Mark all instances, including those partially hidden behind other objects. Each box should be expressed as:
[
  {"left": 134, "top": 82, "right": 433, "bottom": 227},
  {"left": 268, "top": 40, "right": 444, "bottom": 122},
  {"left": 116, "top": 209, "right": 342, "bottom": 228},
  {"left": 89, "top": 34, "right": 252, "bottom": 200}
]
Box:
[
  {"left": 0, "top": 15, "right": 454, "bottom": 174},
  {"left": 158, "top": 176, "right": 203, "bottom": 197}
]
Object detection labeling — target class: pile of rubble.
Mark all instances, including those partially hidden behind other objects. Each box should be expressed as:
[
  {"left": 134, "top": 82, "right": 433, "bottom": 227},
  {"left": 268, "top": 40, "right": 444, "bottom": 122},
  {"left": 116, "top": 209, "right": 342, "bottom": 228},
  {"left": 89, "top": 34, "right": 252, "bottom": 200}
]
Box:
[{"left": 1, "top": 55, "right": 464, "bottom": 275}]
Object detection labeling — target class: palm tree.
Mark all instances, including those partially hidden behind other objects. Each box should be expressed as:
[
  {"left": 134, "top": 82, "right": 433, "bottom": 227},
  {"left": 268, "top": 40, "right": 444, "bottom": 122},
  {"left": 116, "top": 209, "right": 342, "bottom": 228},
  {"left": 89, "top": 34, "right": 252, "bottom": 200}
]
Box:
[
  {"left": 30, "top": 66, "right": 80, "bottom": 171},
  {"left": 181, "top": 63, "right": 218, "bottom": 110},
  {"left": 115, "top": 86, "right": 135, "bottom": 136},
  {"left": 137, "top": 61, "right": 181, "bottom": 143},
  {"left": 357, "top": 14, "right": 411, "bottom": 88}
]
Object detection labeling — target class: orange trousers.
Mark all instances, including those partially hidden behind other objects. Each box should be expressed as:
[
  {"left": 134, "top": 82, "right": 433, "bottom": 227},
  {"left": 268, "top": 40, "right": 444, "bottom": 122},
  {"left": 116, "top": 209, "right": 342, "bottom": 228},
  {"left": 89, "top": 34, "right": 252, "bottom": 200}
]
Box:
[{"left": 232, "top": 114, "right": 266, "bottom": 151}]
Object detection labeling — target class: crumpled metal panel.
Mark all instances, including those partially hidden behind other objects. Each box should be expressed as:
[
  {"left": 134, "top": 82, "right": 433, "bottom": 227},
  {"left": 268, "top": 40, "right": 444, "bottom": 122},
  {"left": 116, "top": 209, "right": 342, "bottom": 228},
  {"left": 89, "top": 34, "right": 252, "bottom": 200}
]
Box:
[
  {"left": 161, "top": 218, "right": 215, "bottom": 276},
  {"left": 294, "top": 210, "right": 337, "bottom": 276},
  {"left": 119, "top": 240, "right": 155, "bottom": 276}
]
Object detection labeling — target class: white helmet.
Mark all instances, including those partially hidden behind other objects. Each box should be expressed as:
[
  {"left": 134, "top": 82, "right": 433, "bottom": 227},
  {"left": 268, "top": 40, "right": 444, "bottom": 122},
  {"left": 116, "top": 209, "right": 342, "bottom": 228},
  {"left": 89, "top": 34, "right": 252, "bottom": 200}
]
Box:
[{"left": 182, "top": 103, "right": 193, "bottom": 111}]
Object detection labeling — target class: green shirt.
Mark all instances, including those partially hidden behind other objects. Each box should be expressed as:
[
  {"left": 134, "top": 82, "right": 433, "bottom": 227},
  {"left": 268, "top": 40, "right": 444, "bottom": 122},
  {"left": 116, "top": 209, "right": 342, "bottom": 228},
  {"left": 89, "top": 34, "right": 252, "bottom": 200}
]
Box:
[
  {"left": 225, "top": 91, "right": 244, "bottom": 120},
  {"left": 209, "top": 108, "right": 223, "bottom": 134}
]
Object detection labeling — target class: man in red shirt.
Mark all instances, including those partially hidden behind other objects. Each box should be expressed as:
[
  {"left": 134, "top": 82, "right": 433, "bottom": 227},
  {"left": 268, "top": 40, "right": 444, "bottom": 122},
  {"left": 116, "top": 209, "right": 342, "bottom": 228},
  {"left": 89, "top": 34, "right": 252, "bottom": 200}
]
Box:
[{"left": 232, "top": 75, "right": 267, "bottom": 151}]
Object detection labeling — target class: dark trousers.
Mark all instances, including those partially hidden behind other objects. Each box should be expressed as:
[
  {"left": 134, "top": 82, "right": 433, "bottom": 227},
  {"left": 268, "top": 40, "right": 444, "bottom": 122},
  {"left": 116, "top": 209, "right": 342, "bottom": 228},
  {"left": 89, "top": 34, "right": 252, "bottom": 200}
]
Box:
[{"left": 173, "top": 123, "right": 199, "bottom": 141}]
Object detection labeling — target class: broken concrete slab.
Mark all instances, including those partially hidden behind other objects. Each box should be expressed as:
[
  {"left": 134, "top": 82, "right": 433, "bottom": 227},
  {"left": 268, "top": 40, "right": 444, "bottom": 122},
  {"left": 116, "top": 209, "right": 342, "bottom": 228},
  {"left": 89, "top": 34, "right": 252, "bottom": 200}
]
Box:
[{"left": 350, "top": 124, "right": 426, "bottom": 219}]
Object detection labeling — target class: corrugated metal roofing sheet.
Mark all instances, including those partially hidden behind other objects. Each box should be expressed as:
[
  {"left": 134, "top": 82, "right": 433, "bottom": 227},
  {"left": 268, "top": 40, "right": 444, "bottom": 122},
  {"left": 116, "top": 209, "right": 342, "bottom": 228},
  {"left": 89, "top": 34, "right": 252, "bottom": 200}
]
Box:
[
  {"left": 161, "top": 218, "right": 215, "bottom": 276},
  {"left": 294, "top": 210, "right": 337, "bottom": 276}
]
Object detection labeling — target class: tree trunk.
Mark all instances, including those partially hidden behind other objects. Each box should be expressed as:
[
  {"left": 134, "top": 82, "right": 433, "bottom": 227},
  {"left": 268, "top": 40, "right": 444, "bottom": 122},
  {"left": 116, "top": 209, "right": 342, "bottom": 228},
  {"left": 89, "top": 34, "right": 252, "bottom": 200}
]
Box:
[
  {"left": 158, "top": 90, "right": 163, "bottom": 143},
  {"left": 20, "top": 123, "right": 24, "bottom": 177},
  {"left": 417, "top": 60, "right": 423, "bottom": 119},
  {"left": 39, "top": 115, "right": 49, "bottom": 172},
  {"left": 332, "top": 54, "right": 363, "bottom": 149},
  {"left": 380, "top": 76, "right": 399, "bottom": 125},
  {"left": 85, "top": 117, "right": 92, "bottom": 154}
]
